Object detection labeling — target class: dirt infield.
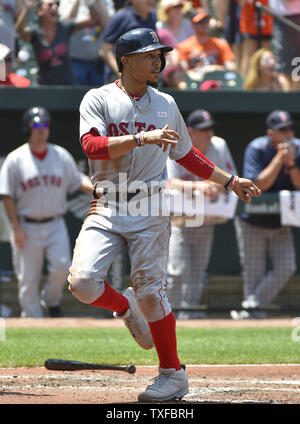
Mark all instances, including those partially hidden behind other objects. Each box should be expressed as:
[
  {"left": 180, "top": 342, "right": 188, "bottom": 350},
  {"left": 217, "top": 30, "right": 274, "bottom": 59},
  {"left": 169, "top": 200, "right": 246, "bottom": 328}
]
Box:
[{"left": 1, "top": 318, "right": 300, "bottom": 405}]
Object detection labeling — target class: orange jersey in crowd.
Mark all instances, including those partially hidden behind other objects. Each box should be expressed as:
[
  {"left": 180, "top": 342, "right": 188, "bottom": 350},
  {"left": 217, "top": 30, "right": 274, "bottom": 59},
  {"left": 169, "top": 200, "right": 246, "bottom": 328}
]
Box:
[
  {"left": 178, "top": 35, "right": 235, "bottom": 69},
  {"left": 191, "top": 0, "right": 202, "bottom": 7},
  {"left": 236, "top": 0, "right": 273, "bottom": 36}
]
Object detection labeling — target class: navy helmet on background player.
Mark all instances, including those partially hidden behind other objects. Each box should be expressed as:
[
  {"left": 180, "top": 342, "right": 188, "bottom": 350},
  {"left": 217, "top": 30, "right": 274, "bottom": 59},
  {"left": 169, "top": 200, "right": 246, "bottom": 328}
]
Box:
[
  {"left": 22, "top": 106, "right": 51, "bottom": 139},
  {"left": 115, "top": 28, "right": 173, "bottom": 73}
]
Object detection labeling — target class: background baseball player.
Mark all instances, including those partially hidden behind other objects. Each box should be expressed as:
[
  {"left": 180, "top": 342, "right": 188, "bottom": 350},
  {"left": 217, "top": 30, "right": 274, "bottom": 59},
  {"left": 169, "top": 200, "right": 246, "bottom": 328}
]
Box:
[
  {"left": 0, "top": 106, "right": 93, "bottom": 318},
  {"left": 231, "top": 110, "right": 300, "bottom": 320},
  {"left": 67, "top": 27, "right": 261, "bottom": 402},
  {"left": 166, "top": 109, "right": 237, "bottom": 319}
]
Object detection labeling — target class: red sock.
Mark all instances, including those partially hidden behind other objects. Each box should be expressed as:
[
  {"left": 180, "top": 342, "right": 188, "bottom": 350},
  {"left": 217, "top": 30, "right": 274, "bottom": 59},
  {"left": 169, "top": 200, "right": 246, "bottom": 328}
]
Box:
[
  {"left": 90, "top": 281, "right": 129, "bottom": 315},
  {"left": 148, "top": 312, "right": 181, "bottom": 370}
]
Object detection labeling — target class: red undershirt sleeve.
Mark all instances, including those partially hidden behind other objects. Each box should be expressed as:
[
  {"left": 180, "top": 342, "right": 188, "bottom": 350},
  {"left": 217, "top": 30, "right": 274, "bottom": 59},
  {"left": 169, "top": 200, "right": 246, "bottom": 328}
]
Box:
[
  {"left": 176, "top": 147, "right": 215, "bottom": 180},
  {"left": 81, "top": 128, "right": 110, "bottom": 160}
]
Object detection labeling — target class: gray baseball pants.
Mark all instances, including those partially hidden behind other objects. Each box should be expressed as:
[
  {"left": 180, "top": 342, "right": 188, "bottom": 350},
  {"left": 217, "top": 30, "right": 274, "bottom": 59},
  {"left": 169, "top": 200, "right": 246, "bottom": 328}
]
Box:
[
  {"left": 68, "top": 211, "right": 172, "bottom": 323},
  {"left": 11, "top": 218, "right": 71, "bottom": 317}
]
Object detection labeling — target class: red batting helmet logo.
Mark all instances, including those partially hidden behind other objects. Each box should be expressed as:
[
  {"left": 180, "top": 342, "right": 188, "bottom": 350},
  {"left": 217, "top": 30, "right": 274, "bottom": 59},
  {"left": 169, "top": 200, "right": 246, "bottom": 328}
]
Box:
[{"left": 150, "top": 31, "right": 159, "bottom": 43}]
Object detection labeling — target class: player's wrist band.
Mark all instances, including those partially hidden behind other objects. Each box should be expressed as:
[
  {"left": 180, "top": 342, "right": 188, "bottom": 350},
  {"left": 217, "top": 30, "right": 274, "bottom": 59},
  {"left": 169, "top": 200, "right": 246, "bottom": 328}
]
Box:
[
  {"left": 287, "top": 163, "right": 297, "bottom": 170},
  {"left": 133, "top": 134, "right": 141, "bottom": 146},
  {"left": 140, "top": 131, "right": 145, "bottom": 145},
  {"left": 224, "top": 175, "right": 238, "bottom": 191},
  {"left": 133, "top": 131, "right": 145, "bottom": 147}
]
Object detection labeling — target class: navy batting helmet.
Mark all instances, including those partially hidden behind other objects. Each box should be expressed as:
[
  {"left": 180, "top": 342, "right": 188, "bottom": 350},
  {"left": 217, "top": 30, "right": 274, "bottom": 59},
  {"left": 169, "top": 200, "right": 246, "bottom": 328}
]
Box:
[
  {"left": 22, "top": 106, "right": 50, "bottom": 139},
  {"left": 115, "top": 28, "right": 173, "bottom": 73}
]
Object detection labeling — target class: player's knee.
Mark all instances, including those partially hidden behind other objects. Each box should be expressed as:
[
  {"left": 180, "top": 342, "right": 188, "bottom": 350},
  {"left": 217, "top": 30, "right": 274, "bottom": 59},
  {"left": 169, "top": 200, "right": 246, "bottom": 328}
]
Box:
[
  {"left": 134, "top": 280, "right": 171, "bottom": 322},
  {"left": 67, "top": 273, "right": 105, "bottom": 304}
]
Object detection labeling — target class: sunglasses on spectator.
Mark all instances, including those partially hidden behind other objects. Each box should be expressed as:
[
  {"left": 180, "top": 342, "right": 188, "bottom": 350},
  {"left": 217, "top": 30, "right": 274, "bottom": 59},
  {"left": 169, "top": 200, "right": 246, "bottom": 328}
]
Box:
[
  {"left": 32, "top": 122, "right": 49, "bottom": 129},
  {"left": 261, "top": 56, "right": 276, "bottom": 65},
  {"left": 278, "top": 126, "right": 293, "bottom": 132},
  {"left": 195, "top": 18, "right": 210, "bottom": 24}
]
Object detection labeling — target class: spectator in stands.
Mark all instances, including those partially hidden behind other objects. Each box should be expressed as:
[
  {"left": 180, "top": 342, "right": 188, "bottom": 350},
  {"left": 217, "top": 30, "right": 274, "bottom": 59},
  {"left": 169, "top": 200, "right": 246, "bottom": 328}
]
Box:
[
  {"left": 214, "top": 0, "right": 243, "bottom": 74},
  {"left": 177, "top": 7, "right": 236, "bottom": 81},
  {"left": 231, "top": 110, "right": 300, "bottom": 320},
  {"left": 166, "top": 109, "right": 237, "bottom": 319},
  {"left": 59, "top": 0, "right": 113, "bottom": 86},
  {"left": 100, "top": 0, "right": 157, "bottom": 76},
  {"left": 156, "top": 0, "right": 194, "bottom": 43},
  {"left": 0, "top": 42, "right": 31, "bottom": 87},
  {"left": 269, "top": 0, "right": 300, "bottom": 90},
  {"left": 236, "top": 0, "right": 273, "bottom": 78},
  {"left": 243, "top": 48, "right": 290, "bottom": 91},
  {"left": 15, "top": 0, "right": 101, "bottom": 85},
  {"left": 187, "top": 0, "right": 224, "bottom": 34},
  {"left": 0, "top": 0, "right": 24, "bottom": 61}
]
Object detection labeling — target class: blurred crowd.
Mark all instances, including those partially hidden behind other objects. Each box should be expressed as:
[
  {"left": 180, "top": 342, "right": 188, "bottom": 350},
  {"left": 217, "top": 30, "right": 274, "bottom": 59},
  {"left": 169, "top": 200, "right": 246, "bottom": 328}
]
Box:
[{"left": 0, "top": 0, "right": 300, "bottom": 90}]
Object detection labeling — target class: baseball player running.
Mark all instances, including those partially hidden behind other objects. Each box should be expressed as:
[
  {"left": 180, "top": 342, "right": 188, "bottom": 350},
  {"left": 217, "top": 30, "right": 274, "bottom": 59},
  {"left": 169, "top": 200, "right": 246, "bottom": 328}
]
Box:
[
  {"left": 0, "top": 107, "right": 93, "bottom": 318},
  {"left": 67, "top": 27, "right": 261, "bottom": 402}
]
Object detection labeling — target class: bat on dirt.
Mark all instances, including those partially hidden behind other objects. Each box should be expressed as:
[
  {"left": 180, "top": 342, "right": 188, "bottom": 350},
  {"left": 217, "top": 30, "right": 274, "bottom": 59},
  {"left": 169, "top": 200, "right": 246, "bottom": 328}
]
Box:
[{"left": 44, "top": 358, "right": 136, "bottom": 374}]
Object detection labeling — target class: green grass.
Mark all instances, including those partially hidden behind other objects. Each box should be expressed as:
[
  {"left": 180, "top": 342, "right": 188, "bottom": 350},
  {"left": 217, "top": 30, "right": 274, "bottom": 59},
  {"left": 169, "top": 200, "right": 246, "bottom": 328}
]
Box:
[{"left": 0, "top": 327, "right": 299, "bottom": 368}]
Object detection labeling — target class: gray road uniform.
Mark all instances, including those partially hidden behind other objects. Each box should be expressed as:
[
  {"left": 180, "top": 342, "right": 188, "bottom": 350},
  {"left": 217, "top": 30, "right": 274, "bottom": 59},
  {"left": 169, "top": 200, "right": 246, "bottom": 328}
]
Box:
[
  {"left": 166, "top": 136, "right": 237, "bottom": 317},
  {"left": 0, "top": 143, "right": 84, "bottom": 317},
  {"left": 68, "top": 82, "right": 193, "bottom": 323}
]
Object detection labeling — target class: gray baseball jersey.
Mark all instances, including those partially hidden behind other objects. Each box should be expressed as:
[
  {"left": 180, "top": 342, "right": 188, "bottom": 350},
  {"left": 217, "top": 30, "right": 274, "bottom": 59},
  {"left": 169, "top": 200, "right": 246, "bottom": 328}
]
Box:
[{"left": 79, "top": 82, "right": 192, "bottom": 190}]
